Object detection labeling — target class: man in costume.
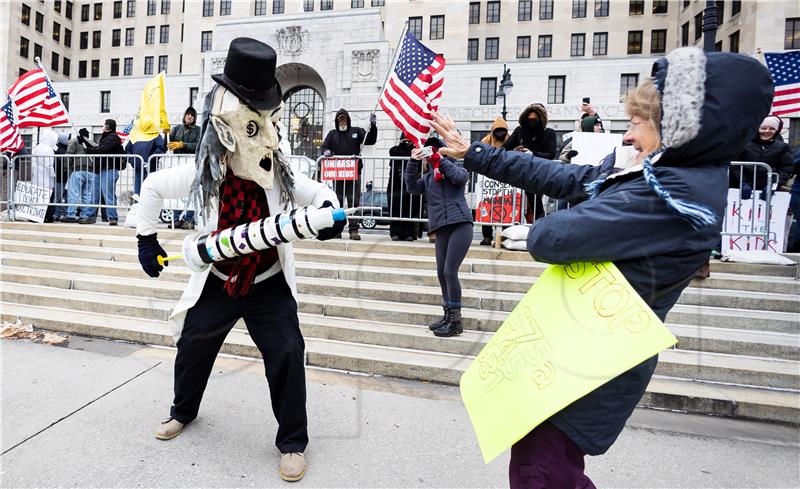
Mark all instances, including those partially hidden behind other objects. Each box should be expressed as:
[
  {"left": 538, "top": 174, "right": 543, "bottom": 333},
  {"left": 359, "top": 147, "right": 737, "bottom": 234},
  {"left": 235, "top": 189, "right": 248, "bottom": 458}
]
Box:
[{"left": 134, "top": 38, "right": 344, "bottom": 482}]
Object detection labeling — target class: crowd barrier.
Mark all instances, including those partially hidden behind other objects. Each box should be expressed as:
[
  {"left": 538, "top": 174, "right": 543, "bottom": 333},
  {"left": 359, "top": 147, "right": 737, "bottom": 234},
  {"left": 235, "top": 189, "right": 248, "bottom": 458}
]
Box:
[
  {"left": 722, "top": 161, "right": 777, "bottom": 252},
  {"left": 1, "top": 155, "right": 10, "bottom": 212}
]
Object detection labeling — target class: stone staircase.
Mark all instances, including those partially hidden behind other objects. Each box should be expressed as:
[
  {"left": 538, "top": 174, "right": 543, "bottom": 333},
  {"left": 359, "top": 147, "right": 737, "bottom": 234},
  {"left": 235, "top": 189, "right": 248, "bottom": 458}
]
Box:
[{"left": 1, "top": 221, "right": 799, "bottom": 424}]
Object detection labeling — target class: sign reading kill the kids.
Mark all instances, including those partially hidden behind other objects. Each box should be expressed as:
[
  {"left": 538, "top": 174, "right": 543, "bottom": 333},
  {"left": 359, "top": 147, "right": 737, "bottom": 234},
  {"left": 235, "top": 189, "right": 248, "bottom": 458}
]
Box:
[
  {"left": 722, "top": 189, "right": 792, "bottom": 253},
  {"left": 320, "top": 158, "right": 358, "bottom": 181},
  {"left": 13, "top": 181, "right": 50, "bottom": 223},
  {"left": 460, "top": 261, "right": 677, "bottom": 463}
]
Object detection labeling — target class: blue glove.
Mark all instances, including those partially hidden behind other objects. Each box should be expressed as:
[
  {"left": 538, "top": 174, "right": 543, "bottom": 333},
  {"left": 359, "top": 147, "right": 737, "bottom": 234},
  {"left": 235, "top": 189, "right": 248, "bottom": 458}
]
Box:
[
  {"left": 137, "top": 233, "right": 168, "bottom": 278},
  {"left": 369, "top": 113, "right": 377, "bottom": 126},
  {"left": 317, "top": 201, "right": 346, "bottom": 241}
]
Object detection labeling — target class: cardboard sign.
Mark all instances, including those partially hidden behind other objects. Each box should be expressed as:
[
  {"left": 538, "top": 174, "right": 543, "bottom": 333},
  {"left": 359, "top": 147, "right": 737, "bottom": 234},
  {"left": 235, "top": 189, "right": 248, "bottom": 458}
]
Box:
[
  {"left": 320, "top": 158, "right": 358, "bottom": 181},
  {"left": 13, "top": 181, "right": 50, "bottom": 223},
  {"left": 475, "top": 177, "right": 522, "bottom": 224},
  {"left": 460, "top": 262, "right": 677, "bottom": 463},
  {"left": 570, "top": 132, "right": 623, "bottom": 165},
  {"left": 722, "top": 189, "right": 792, "bottom": 253}
]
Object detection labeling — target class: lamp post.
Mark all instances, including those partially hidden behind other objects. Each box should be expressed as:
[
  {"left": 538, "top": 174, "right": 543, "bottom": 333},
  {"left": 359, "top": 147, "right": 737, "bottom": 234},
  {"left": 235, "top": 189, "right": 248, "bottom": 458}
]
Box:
[
  {"left": 496, "top": 64, "right": 514, "bottom": 120},
  {"left": 702, "top": 0, "right": 718, "bottom": 52}
]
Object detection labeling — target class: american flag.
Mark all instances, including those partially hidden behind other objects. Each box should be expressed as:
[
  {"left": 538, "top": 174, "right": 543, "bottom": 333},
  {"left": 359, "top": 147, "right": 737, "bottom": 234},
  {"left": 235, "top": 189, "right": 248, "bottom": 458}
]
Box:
[
  {"left": 8, "top": 68, "right": 70, "bottom": 127},
  {"left": 379, "top": 32, "right": 445, "bottom": 147},
  {"left": 0, "top": 97, "right": 24, "bottom": 153},
  {"left": 117, "top": 119, "right": 134, "bottom": 146},
  {"left": 764, "top": 50, "right": 800, "bottom": 117}
]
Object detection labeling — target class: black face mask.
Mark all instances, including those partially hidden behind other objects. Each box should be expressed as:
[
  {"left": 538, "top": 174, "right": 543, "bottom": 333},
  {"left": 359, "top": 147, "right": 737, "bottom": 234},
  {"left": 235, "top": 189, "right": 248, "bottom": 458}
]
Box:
[
  {"left": 525, "top": 119, "right": 542, "bottom": 132},
  {"left": 492, "top": 129, "right": 508, "bottom": 140}
]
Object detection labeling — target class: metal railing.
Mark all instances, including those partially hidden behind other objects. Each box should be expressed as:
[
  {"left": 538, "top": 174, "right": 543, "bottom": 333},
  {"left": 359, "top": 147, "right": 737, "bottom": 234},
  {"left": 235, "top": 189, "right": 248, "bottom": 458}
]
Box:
[
  {"left": 1, "top": 155, "right": 10, "bottom": 212},
  {"left": 723, "top": 161, "right": 775, "bottom": 251}
]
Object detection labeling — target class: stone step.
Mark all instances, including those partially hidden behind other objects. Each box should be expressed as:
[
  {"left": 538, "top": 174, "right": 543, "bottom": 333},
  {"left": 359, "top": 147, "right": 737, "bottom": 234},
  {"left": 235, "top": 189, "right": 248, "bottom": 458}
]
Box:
[{"left": 2, "top": 301, "right": 798, "bottom": 425}]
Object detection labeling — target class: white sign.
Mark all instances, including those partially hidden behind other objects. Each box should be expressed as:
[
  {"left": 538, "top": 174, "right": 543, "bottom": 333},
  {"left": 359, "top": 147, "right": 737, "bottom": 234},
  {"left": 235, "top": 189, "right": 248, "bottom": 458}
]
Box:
[
  {"left": 570, "top": 133, "right": 623, "bottom": 165},
  {"left": 13, "top": 181, "right": 50, "bottom": 223},
  {"left": 722, "top": 189, "right": 792, "bottom": 253}
]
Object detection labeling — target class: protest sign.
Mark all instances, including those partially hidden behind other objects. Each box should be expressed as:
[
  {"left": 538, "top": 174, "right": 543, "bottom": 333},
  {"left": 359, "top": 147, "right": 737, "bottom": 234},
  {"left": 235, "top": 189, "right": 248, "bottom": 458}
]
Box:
[
  {"left": 570, "top": 132, "right": 622, "bottom": 165},
  {"left": 460, "top": 261, "right": 676, "bottom": 463},
  {"left": 320, "top": 158, "right": 358, "bottom": 181},
  {"left": 13, "top": 181, "right": 50, "bottom": 223},
  {"left": 722, "top": 189, "right": 792, "bottom": 253},
  {"left": 475, "top": 176, "right": 522, "bottom": 224}
]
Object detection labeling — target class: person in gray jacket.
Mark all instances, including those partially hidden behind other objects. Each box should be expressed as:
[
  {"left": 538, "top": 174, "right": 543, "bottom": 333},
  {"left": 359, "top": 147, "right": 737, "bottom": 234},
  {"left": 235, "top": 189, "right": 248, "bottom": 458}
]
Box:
[{"left": 404, "top": 137, "right": 473, "bottom": 337}]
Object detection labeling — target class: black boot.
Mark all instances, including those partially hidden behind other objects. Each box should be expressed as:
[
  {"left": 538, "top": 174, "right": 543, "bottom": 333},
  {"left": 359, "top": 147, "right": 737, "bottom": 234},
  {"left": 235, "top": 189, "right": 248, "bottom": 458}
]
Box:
[
  {"left": 428, "top": 306, "right": 450, "bottom": 331},
  {"left": 433, "top": 307, "right": 463, "bottom": 337}
]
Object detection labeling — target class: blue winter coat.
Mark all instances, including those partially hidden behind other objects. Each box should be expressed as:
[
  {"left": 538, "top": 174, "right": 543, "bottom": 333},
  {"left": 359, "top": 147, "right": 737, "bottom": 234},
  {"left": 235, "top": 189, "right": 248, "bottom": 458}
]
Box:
[
  {"left": 404, "top": 155, "right": 472, "bottom": 233},
  {"left": 125, "top": 135, "right": 166, "bottom": 171},
  {"left": 463, "top": 50, "right": 773, "bottom": 456}
]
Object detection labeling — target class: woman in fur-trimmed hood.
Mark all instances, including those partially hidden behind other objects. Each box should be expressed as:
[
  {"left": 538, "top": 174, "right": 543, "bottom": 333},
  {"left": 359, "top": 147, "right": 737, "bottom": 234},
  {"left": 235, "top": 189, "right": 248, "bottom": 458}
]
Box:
[{"left": 430, "top": 47, "right": 773, "bottom": 488}]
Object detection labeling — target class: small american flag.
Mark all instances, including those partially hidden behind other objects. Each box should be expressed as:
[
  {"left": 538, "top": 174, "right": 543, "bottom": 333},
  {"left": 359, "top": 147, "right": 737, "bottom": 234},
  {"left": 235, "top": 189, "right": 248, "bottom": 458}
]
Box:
[
  {"left": 764, "top": 50, "right": 800, "bottom": 117},
  {"left": 117, "top": 119, "right": 134, "bottom": 146},
  {"left": 8, "top": 68, "right": 69, "bottom": 127},
  {"left": 0, "top": 97, "right": 24, "bottom": 153},
  {"left": 379, "top": 32, "right": 445, "bottom": 147}
]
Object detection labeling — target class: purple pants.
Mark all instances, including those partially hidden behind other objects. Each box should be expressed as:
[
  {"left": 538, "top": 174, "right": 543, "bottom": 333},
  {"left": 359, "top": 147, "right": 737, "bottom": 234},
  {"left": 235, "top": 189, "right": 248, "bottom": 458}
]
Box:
[{"left": 509, "top": 422, "right": 596, "bottom": 489}]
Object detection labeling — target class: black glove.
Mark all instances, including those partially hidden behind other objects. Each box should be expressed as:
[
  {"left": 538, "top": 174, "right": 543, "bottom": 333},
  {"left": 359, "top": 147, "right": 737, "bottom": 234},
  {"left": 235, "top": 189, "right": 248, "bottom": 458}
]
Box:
[
  {"left": 316, "top": 201, "right": 346, "bottom": 241},
  {"left": 566, "top": 150, "right": 579, "bottom": 159},
  {"left": 369, "top": 113, "right": 377, "bottom": 126},
  {"left": 77, "top": 135, "right": 86, "bottom": 145},
  {"left": 137, "top": 233, "right": 168, "bottom": 278}
]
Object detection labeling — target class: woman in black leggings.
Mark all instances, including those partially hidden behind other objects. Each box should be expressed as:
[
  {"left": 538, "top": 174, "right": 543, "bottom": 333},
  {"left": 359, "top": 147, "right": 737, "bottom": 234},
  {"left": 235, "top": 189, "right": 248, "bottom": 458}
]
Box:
[{"left": 404, "top": 137, "right": 474, "bottom": 337}]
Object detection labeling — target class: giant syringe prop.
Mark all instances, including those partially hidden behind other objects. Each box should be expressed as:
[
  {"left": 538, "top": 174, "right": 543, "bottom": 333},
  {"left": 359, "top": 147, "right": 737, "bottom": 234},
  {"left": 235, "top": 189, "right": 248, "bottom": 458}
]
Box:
[{"left": 157, "top": 205, "right": 377, "bottom": 273}]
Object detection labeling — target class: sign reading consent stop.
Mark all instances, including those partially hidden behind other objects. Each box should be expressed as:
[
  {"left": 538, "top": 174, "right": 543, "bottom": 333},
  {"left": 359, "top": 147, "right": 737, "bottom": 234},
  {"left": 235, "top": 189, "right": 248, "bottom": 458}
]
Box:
[{"left": 320, "top": 158, "right": 358, "bottom": 181}]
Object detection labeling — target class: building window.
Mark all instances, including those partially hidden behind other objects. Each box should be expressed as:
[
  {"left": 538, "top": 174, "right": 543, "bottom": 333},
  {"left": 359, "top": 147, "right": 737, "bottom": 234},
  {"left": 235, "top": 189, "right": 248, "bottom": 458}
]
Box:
[
  {"left": 594, "top": 0, "right": 608, "bottom": 17},
  {"left": 517, "top": 36, "right": 531, "bottom": 58},
  {"left": 144, "top": 56, "right": 154, "bottom": 75},
  {"left": 53, "top": 22, "right": 61, "bottom": 43},
  {"left": 627, "top": 30, "right": 643, "bottom": 54},
  {"left": 681, "top": 22, "right": 689, "bottom": 46},
  {"left": 61, "top": 93, "right": 69, "bottom": 111},
  {"left": 112, "top": 29, "right": 120, "bottom": 46},
  {"left": 161, "top": 0, "right": 170, "bottom": 14},
  {"left": 113, "top": 1, "right": 122, "bottom": 17},
  {"left": 220, "top": 0, "right": 231, "bottom": 15},
  {"left": 480, "top": 78, "right": 497, "bottom": 105},
  {"left": 91, "top": 59, "right": 100, "bottom": 78},
  {"left": 110, "top": 58, "right": 119, "bottom": 76},
  {"left": 371, "top": 0, "right": 385, "bottom": 5},
  {"left": 273, "top": 0, "right": 284, "bottom": 14},
  {"left": 518, "top": 0, "right": 532, "bottom": 21},
  {"left": 651, "top": 29, "right": 667, "bottom": 53},
  {"left": 538, "top": 34, "right": 552, "bottom": 57},
  {"left": 321, "top": 0, "right": 333, "bottom": 10},
  {"left": 409, "top": 16, "right": 422, "bottom": 39},
  {"left": 652, "top": 0, "right": 667, "bottom": 14},
  {"left": 146, "top": 26, "right": 155, "bottom": 44},
  {"left": 570, "top": 33, "right": 585, "bottom": 56},
  {"left": 52, "top": 52, "right": 60, "bottom": 72},
  {"left": 66, "top": 1, "right": 73, "bottom": 19},
  {"left": 572, "top": 0, "right": 586, "bottom": 18},
  {"left": 539, "top": 0, "right": 553, "bottom": 20},
  {"left": 202, "top": 0, "right": 213, "bottom": 16},
  {"left": 469, "top": 2, "right": 480, "bottom": 24},
  {"left": 55, "top": 1, "right": 62, "bottom": 13},
  {"left": 147, "top": 0, "right": 156, "bottom": 15},
  {"left": 21, "top": 3, "right": 31, "bottom": 25},
  {"left": 81, "top": 3, "right": 89, "bottom": 21},
  {"left": 198, "top": 31, "right": 212, "bottom": 53},
  {"left": 351, "top": 0, "right": 364, "bottom": 7},
  {"left": 694, "top": 12, "right": 703, "bottom": 41},
  {"left": 629, "top": 0, "right": 643, "bottom": 15},
  {"left": 715, "top": 40, "right": 722, "bottom": 51},
  {"left": 126, "top": 0, "right": 135, "bottom": 16},
  {"left": 729, "top": 30, "right": 739, "bottom": 52},
  {"left": 125, "top": 28, "right": 134, "bottom": 46},
  {"left": 35, "top": 11, "right": 44, "bottom": 32},
  {"left": 19, "top": 37, "right": 29, "bottom": 58},
  {"left": 683, "top": 0, "right": 690, "bottom": 8},
  {"left": 160, "top": 25, "right": 169, "bottom": 43},
  {"left": 93, "top": 30, "right": 101, "bottom": 48},
  {"left": 485, "top": 37, "right": 499, "bottom": 60},
  {"left": 303, "top": 0, "right": 314, "bottom": 11},
  {"left": 486, "top": 1, "right": 500, "bottom": 23},
  {"left": 716, "top": 0, "right": 724, "bottom": 25},
  {"left": 189, "top": 87, "right": 199, "bottom": 108},
  {"left": 124, "top": 57, "right": 133, "bottom": 75},
  {"left": 620, "top": 73, "right": 638, "bottom": 98},
  {"left": 34, "top": 43, "right": 42, "bottom": 60},
  {"left": 547, "top": 76, "right": 565, "bottom": 104},
  {"left": 467, "top": 38, "right": 479, "bottom": 60},
  {"left": 100, "top": 91, "right": 110, "bottom": 113},
  {"left": 158, "top": 55, "right": 168, "bottom": 73},
  {"left": 254, "top": 0, "right": 266, "bottom": 15},
  {"left": 786, "top": 18, "right": 800, "bottom": 49},
  {"left": 593, "top": 32, "right": 608, "bottom": 55},
  {"left": 80, "top": 32, "right": 88, "bottom": 49},
  {"left": 94, "top": 2, "right": 102, "bottom": 20},
  {"left": 65, "top": 29, "right": 72, "bottom": 47},
  {"left": 63, "top": 59, "right": 70, "bottom": 77},
  {"left": 430, "top": 15, "right": 444, "bottom": 40},
  {"left": 79, "top": 60, "right": 87, "bottom": 78},
  {"left": 731, "top": 0, "right": 741, "bottom": 16}
]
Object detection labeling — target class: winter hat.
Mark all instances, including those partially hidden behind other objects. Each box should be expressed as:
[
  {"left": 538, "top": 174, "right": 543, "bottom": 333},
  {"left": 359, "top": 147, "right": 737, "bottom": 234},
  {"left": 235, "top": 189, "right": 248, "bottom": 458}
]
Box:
[
  {"left": 580, "top": 115, "right": 602, "bottom": 132},
  {"left": 761, "top": 115, "right": 781, "bottom": 131},
  {"left": 78, "top": 128, "right": 90, "bottom": 138},
  {"left": 423, "top": 136, "right": 444, "bottom": 149}
]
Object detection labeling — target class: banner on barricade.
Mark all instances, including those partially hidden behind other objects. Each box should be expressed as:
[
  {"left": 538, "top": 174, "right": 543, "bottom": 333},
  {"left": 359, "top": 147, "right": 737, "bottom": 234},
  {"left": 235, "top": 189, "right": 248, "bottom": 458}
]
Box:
[
  {"left": 320, "top": 158, "right": 358, "bottom": 181},
  {"left": 460, "top": 262, "right": 676, "bottom": 464},
  {"left": 13, "top": 181, "right": 50, "bottom": 223},
  {"left": 722, "top": 189, "right": 792, "bottom": 253},
  {"left": 475, "top": 176, "right": 521, "bottom": 224}
]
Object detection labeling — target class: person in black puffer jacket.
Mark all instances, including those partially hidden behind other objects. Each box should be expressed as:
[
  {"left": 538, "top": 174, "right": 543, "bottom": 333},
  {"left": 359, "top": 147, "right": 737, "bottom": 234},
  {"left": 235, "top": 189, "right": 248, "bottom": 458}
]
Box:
[
  {"left": 81, "top": 119, "right": 126, "bottom": 225},
  {"left": 730, "top": 114, "right": 793, "bottom": 198}
]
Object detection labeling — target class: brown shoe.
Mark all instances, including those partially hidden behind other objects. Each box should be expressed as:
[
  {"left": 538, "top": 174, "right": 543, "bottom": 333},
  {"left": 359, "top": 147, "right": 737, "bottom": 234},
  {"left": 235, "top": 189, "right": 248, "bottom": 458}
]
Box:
[
  {"left": 695, "top": 260, "right": 710, "bottom": 279},
  {"left": 154, "top": 417, "right": 185, "bottom": 440},
  {"left": 279, "top": 452, "right": 306, "bottom": 482},
  {"left": 349, "top": 231, "right": 361, "bottom": 241}
]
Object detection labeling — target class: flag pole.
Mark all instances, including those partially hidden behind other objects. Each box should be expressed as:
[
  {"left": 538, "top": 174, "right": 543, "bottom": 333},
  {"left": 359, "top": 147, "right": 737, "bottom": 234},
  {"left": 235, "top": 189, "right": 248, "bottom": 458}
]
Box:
[
  {"left": 33, "top": 57, "right": 78, "bottom": 136},
  {"left": 371, "top": 20, "right": 409, "bottom": 116}
]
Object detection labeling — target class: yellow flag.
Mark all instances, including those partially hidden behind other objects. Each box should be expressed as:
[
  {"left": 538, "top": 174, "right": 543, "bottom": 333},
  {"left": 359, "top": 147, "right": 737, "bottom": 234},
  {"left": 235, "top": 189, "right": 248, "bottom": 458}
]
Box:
[
  {"left": 127, "top": 71, "right": 170, "bottom": 144},
  {"left": 459, "top": 262, "right": 677, "bottom": 464}
]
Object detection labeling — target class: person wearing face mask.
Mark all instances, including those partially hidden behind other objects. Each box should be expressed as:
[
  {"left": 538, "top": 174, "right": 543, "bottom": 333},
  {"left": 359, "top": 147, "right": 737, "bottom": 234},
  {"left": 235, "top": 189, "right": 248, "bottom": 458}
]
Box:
[
  {"left": 730, "top": 115, "right": 793, "bottom": 199},
  {"left": 320, "top": 108, "right": 378, "bottom": 240},
  {"left": 388, "top": 135, "right": 417, "bottom": 241},
  {"left": 478, "top": 116, "right": 510, "bottom": 245}
]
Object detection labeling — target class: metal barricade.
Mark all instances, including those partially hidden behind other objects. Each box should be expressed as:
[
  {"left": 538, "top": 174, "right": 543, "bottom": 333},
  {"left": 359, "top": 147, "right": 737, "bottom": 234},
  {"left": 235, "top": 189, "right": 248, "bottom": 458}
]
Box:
[
  {"left": 722, "top": 161, "right": 776, "bottom": 251},
  {"left": 1, "top": 154, "right": 10, "bottom": 213},
  {"left": 146, "top": 153, "right": 195, "bottom": 225},
  {"left": 8, "top": 153, "right": 144, "bottom": 223}
]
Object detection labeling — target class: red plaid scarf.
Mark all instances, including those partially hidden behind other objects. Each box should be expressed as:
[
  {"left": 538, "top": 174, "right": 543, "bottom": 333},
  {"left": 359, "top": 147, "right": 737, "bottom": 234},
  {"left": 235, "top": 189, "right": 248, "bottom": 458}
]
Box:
[
  {"left": 429, "top": 149, "right": 443, "bottom": 183},
  {"left": 213, "top": 174, "right": 278, "bottom": 297}
]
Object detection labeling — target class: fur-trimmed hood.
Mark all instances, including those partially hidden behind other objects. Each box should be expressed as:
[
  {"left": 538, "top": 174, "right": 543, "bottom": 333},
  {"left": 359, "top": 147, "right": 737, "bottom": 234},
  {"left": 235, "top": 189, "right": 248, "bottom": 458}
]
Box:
[{"left": 518, "top": 103, "right": 548, "bottom": 128}]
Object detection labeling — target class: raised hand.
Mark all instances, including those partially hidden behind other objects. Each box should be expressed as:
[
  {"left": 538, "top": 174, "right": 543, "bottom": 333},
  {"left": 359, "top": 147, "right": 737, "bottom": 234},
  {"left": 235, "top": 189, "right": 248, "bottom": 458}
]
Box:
[{"left": 430, "top": 112, "right": 470, "bottom": 159}]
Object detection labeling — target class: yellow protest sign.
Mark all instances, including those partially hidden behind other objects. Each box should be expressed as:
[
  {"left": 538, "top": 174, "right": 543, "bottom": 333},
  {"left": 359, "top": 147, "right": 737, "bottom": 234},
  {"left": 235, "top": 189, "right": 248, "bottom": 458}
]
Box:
[
  {"left": 128, "top": 72, "right": 170, "bottom": 144},
  {"left": 460, "top": 261, "right": 677, "bottom": 464}
]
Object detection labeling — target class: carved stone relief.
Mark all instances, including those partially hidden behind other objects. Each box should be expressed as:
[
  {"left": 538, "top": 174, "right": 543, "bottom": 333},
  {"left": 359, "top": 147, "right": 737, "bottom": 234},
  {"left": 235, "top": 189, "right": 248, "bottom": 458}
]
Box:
[{"left": 351, "top": 49, "right": 379, "bottom": 82}]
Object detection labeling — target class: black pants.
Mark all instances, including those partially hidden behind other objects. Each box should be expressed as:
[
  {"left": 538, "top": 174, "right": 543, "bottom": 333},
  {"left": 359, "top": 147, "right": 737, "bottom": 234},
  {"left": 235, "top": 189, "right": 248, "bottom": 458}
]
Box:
[
  {"left": 434, "top": 222, "right": 473, "bottom": 307},
  {"left": 171, "top": 272, "right": 308, "bottom": 453},
  {"left": 334, "top": 179, "right": 361, "bottom": 232}
]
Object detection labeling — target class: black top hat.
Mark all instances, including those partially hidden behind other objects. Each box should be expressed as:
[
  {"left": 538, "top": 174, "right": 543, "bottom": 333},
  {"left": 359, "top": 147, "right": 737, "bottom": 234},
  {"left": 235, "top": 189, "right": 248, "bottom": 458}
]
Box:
[{"left": 211, "top": 38, "right": 283, "bottom": 112}]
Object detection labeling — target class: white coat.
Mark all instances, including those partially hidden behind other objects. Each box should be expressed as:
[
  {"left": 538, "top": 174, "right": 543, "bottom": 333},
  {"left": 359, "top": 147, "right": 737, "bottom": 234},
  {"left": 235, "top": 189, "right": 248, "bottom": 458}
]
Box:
[
  {"left": 136, "top": 161, "right": 338, "bottom": 343},
  {"left": 31, "top": 129, "right": 59, "bottom": 190}
]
